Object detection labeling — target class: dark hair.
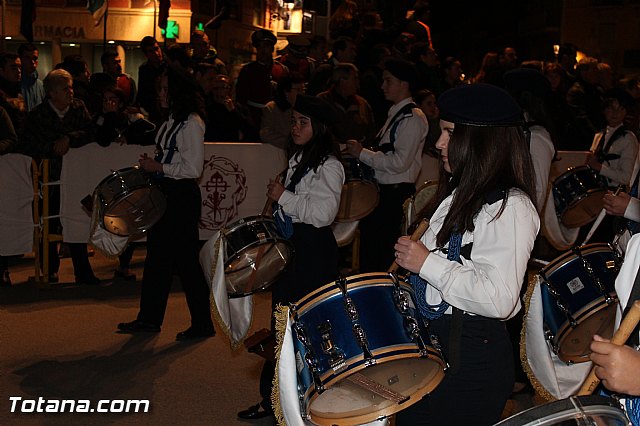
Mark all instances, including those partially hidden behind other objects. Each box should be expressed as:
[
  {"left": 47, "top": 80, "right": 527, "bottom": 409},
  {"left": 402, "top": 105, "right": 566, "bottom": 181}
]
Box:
[
  {"left": 59, "top": 55, "right": 88, "bottom": 79},
  {"left": 165, "top": 44, "right": 191, "bottom": 69},
  {"left": 414, "top": 88, "right": 435, "bottom": 105},
  {"left": 331, "top": 62, "right": 357, "bottom": 83},
  {"left": 431, "top": 124, "right": 536, "bottom": 247},
  {"left": 166, "top": 65, "right": 205, "bottom": 122},
  {"left": 102, "top": 85, "right": 127, "bottom": 107},
  {"left": 17, "top": 43, "right": 37, "bottom": 56},
  {"left": 274, "top": 73, "right": 304, "bottom": 111},
  {"left": 287, "top": 114, "right": 342, "bottom": 189},
  {"left": 140, "top": 36, "right": 158, "bottom": 51},
  {"left": 101, "top": 50, "right": 118, "bottom": 66},
  {"left": 0, "top": 52, "right": 19, "bottom": 68}
]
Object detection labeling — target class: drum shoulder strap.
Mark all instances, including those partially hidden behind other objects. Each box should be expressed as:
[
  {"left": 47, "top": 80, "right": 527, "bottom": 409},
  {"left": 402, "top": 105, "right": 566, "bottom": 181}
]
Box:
[
  {"left": 375, "top": 103, "right": 418, "bottom": 153},
  {"left": 601, "top": 126, "right": 629, "bottom": 159}
]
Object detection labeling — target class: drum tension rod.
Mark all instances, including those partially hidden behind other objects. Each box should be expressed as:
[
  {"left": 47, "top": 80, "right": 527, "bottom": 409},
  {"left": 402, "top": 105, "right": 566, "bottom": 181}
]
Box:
[
  {"left": 290, "top": 304, "right": 326, "bottom": 394},
  {"left": 336, "top": 277, "right": 376, "bottom": 365},
  {"left": 541, "top": 270, "right": 578, "bottom": 328},
  {"left": 318, "top": 321, "right": 346, "bottom": 373}
]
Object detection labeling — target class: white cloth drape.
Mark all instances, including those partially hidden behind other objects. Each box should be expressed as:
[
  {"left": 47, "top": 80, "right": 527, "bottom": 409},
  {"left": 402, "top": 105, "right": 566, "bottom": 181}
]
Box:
[{"left": 0, "top": 154, "right": 33, "bottom": 255}]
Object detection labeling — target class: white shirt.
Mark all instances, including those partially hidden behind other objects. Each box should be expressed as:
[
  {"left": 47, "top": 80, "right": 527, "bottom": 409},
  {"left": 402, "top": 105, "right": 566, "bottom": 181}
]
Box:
[
  {"left": 278, "top": 153, "right": 345, "bottom": 228},
  {"left": 157, "top": 113, "right": 205, "bottom": 180},
  {"left": 417, "top": 189, "right": 540, "bottom": 320},
  {"left": 529, "top": 124, "right": 555, "bottom": 213},
  {"left": 590, "top": 124, "right": 638, "bottom": 188},
  {"left": 359, "top": 97, "right": 428, "bottom": 184}
]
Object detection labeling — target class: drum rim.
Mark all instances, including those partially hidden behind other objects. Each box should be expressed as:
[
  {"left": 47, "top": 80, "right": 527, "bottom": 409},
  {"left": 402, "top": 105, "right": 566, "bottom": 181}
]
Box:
[
  {"left": 539, "top": 242, "right": 614, "bottom": 277},
  {"left": 495, "top": 395, "right": 625, "bottom": 425},
  {"left": 292, "top": 272, "right": 410, "bottom": 314},
  {"left": 552, "top": 165, "right": 598, "bottom": 182},
  {"left": 225, "top": 241, "right": 294, "bottom": 297},
  {"left": 100, "top": 184, "right": 164, "bottom": 211},
  {"left": 96, "top": 166, "right": 147, "bottom": 188},
  {"left": 304, "top": 350, "right": 446, "bottom": 425},
  {"left": 335, "top": 184, "right": 380, "bottom": 222},
  {"left": 553, "top": 293, "right": 618, "bottom": 363},
  {"left": 222, "top": 214, "right": 276, "bottom": 235}
]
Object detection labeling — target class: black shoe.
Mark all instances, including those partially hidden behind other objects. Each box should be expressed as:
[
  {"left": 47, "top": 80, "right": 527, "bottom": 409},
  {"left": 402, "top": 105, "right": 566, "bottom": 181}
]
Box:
[
  {"left": 1, "top": 270, "right": 11, "bottom": 287},
  {"left": 237, "top": 403, "right": 273, "bottom": 420},
  {"left": 117, "top": 320, "right": 161, "bottom": 333},
  {"left": 48, "top": 273, "right": 59, "bottom": 283},
  {"left": 176, "top": 326, "right": 216, "bottom": 341}
]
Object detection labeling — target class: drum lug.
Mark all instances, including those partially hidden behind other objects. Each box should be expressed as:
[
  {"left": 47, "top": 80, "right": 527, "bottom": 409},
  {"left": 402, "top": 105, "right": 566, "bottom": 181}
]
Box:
[
  {"left": 430, "top": 334, "right": 449, "bottom": 370},
  {"left": 405, "top": 316, "right": 429, "bottom": 355},
  {"left": 544, "top": 327, "right": 560, "bottom": 355},
  {"left": 393, "top": 288, "right": 411, "bottom": 314},
  {"left": 292, "top": 313, "right": 326, "bottom": 395},
  {"left": 352, "top": 323, "right": 375, "bottom": 364},
  {"left": 318, "top": 321, "right": 347, "bottom": 373},
  {"left": 543, "top": 279, "right": 577, "bottom": 326}
]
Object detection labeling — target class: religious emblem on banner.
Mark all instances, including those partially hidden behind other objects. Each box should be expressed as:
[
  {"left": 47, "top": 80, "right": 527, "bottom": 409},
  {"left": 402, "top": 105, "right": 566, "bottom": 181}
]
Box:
[{"left": 200, "top": 155, "right": 248, "bottom": 230}]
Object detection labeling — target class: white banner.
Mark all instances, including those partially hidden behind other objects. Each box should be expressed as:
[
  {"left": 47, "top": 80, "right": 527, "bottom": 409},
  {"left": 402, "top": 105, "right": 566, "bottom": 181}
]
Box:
[
  {"left": 60, "top": 142, "right": 287, "bottom": 243},
  {"left": 0, "top": 154, "right": 34, "bottom": 256}
]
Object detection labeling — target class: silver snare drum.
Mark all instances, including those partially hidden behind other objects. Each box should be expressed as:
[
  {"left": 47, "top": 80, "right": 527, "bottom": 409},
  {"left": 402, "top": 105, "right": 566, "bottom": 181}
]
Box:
[{"left": 95, "top": 167, "right": 166, "bottom": 237}]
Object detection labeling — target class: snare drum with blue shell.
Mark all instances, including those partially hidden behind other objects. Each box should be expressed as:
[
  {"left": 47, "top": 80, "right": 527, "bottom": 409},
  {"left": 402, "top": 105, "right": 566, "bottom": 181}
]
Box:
[
  {"left": 539, "top": 243, "right": 620, "bottom": 363},
  {"left": 553, "top": 165, "right": 608, "bottom": 228},
  {"left": 290, "top": 272, "right": 445, "bottom": 426}
]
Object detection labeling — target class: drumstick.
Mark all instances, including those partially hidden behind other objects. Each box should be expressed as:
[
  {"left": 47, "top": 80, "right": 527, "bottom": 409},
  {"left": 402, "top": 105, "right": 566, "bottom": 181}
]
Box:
[
  {"left": 262, "top": 173, "right": 281, "bottom": 216},
  {"left": 388, "top": 218, "right": 429, "bottom": 273},
  {"left": 244, "top": 173, "right": 283, "bottom": 295},
  {"left": 581, "top": 186, "right": 623, "bottom": 246},
  {"left": 577, "top": 300, "right": 640, "bottom": 396}
]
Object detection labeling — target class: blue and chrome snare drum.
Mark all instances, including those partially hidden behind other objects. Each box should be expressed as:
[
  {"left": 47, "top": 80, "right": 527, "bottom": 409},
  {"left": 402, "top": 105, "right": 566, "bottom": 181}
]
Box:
[
  {"left": 539, "top": 243, "right": 620, "bottom": 363},
  {"left": 553, "top": 165, "right": 608, "bottom": 228},
  {"left": 290, "top": 272, "right": 446, "bottom": 426}
]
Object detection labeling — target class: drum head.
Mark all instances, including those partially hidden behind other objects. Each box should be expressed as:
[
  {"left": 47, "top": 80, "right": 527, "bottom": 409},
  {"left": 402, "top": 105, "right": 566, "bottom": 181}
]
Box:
[
  {"left": 403, "top": 181, "right": 438, "bottom": 233},
  {"left": 309, "top": 357, "right": 445, "bottom": 426},
  {"left": 102, "top": 186, "right": 166, "bottom": 236},
  {"left": 225, "top": 240, "right": 293, "bottom": 297},
  {"left": 556, "top": 300, "right": 617, "bottom": 363},
  {"left": 560, "top": 189, "right": 606, "bottom": 228},
  {"left": 495, "top": 395, "right": 628, "bottom": 425},
  {"left": 335, "top": 181, "right": 379, "bottom": 222}
]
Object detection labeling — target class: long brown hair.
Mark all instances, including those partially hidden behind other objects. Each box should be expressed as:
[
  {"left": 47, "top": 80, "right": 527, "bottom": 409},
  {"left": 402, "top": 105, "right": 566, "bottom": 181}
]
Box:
[{"left": 427, "top": 124, "right": 536, "bottom": 248}]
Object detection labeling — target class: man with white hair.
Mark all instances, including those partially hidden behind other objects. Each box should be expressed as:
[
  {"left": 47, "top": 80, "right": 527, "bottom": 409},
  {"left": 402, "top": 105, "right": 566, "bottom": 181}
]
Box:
[{"left": 22, "top": 69, "right": 100, "bottom": 286}]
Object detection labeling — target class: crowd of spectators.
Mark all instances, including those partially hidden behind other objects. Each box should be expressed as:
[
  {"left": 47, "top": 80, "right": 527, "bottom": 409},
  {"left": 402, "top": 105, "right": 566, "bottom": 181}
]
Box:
[{"left": 1, "top": 0, "right": 640, "bottom": 287}]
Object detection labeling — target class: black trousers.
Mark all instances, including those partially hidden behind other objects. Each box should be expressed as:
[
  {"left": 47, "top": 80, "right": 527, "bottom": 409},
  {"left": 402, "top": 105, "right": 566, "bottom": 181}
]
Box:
[
  {"left": 137, "top": 178, "right": 213, "bottom": 329},
  {"left": 259, "top": 222, "right": 340, "bottom": 410},
  {"left": 39, "top": 185, "right": 95, "bottom": 281},
  {"left": 395, "top": 314, "right": 514, "bottom": 426},
  {"left": 359, "top": 182, "right": 415, "bottom": 273}
]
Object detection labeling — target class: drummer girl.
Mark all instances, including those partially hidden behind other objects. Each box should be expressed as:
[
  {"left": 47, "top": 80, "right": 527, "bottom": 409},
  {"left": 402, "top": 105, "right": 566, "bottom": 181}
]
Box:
[
  {"left": 117, "top": 65, "right": 215, "bottom": 340},
  {"left": 237, "top": 95, "right": 345, "bottom": 420},
  {"left": 393, "top": 84, "right": 540, "bottom": 425}
]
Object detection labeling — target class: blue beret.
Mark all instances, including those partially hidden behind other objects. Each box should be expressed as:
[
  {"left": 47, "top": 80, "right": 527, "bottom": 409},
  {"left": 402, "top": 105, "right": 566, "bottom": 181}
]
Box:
[
  {"left": 293, "top": 95, "right": 337, "bottom": 125},
  {"left": 438, "top": 84, "right": 523, "bottom": 127},
  {"left": 384, "top": 58, "right": 418, "bottom": 89}
]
